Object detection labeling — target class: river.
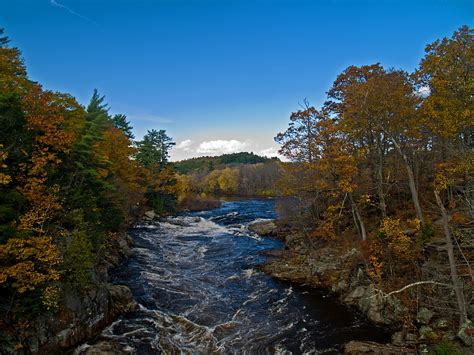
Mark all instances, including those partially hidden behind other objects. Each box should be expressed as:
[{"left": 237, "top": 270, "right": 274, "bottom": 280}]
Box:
[{"left": 78, "top": 199, "right": 389, "bottom": 354}]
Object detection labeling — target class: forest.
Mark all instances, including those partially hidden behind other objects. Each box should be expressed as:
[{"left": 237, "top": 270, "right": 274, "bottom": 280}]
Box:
[
  {"left": 274, "top": 25, "right": 473, "bottom": 345},
  {"left": 174, "top": 152, "right": 280, "bottom": 198},
  {"left": 0, "top": 23, "right": 472, "bottom": 353},
  {"left": 0, "top": 27, "right": 182, "bottom": 336}
]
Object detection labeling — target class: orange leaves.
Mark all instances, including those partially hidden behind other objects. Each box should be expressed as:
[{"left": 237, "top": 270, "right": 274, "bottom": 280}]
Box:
[{"left": 22, "top": 88, "right": 75, "bottom": 148}]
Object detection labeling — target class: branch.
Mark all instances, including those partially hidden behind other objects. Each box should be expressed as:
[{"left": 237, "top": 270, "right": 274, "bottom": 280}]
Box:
[{"left": 369, "top": 281, "right": 452, "bottom": 299}]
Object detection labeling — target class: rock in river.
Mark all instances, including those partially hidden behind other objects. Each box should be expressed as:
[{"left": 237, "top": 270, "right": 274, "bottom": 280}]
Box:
[{"left": 248, "top": 219, "right": 277, "bottom": 236}]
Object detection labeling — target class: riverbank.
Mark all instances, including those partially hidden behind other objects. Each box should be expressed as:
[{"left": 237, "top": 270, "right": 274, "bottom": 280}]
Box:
[
  {"left": 0, "top": 232, "right": 137, "bottom": 354},
  {"left": 258, "top": 229, "right": 471, "bottom": 353}
]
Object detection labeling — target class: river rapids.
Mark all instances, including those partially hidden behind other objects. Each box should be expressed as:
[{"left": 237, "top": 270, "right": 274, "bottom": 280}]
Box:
[{"left": 77, "top": 199, "right": 388, "bottom": 354}]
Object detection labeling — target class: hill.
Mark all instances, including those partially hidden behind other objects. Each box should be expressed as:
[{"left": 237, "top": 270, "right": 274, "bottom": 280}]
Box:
[{"left": 172, "top": 152, "right": 277, "bottom": 174}]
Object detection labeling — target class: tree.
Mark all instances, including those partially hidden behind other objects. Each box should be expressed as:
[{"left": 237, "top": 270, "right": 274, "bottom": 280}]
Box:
[
  {"left": 275, "top": 100, "right": 324, "bottom": 163},
  {"left": 136, "top": 129, "right": 175, "bottom": 169},
  {"left": 415, "top": 25, "right": 473, "bottom": 148},
  {"left": 325, "top": 64, "right": 425, "bottom": 223},
  {"left": 416, "top": 25, "right": 473, "bottom": 326},
  {"left": 112, "top": 114, "right": 134, "bottom": 140},
  {"left": 0, "top": 28, "right": 9, "bottom": 47}
]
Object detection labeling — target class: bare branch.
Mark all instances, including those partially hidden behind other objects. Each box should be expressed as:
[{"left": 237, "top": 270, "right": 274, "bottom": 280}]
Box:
[{"left": 369, "top": 281, "right": 452, "bottom": 299}]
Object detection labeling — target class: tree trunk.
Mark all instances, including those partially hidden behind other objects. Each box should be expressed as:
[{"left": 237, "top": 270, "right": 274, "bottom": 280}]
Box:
[
  {"left": 351, "top": 194, "right": 367, "bottom": 241},
  {"left": 434, "top": 190, "right": 468, "bottom": 325},
  {"left": 377, "top": 157, "right": 387, "bottom": 218},
  {"left": 388, "top": 135, "right": 425, "bottom": 224},
  {"left": 376, "top": 136, "right": 387, "bottom": 218}
]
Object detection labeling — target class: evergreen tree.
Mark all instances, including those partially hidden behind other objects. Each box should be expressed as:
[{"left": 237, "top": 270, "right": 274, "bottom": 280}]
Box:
[
  {"left": 0, "top": 28, "right": 9, "bottom": 47},
  {"left": 112, "top": 113, "right": 134, "bottom": 140},
  {"left": 136, "top": 129, "right": 175, "bottom": 169}
]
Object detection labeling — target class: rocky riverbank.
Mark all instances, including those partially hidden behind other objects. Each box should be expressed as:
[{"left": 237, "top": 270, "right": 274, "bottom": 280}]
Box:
[
  {"left": 257, "top": 229, "right": 471, "bottom": 353},
  {"left": 0, "top": 232, "right": 137, "bottom": 354}
]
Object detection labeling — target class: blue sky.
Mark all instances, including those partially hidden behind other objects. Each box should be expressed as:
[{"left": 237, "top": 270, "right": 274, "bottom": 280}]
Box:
[{"left": 1, "top": 0, "right": 472, "bottom": 160}]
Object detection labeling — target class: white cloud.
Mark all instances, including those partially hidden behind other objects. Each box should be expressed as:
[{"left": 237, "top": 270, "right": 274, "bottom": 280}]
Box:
[
  {"left": 416, "top": 86, "right": 430, "bottom": 97},
  {"left": 176, "top": 139, "right": 193, "bottom": 151},
  {"left": 259, "top": 147, "right": 280, "bottom": 158},
  {"left": 196, "top": 139, "right": 249, "bottom": 155}
]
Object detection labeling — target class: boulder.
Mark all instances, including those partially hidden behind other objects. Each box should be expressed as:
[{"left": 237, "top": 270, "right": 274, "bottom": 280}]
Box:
[
  {"left": 83, "top": 340, "right": 133, "bottom": 354},
  {"left": 248, "top": 220, "right": 277, "bottom": 236},
  {"left": 417, "top": 307, "right": 433, "bottom": 325},
  {"left": 108, "top": 284, "right": 138, "bottom": 316},
  {"left": 457, "top": 319, "right": 473, "bottom": 346},
  {"left": 419, "top": 325, "right": 438, "bottom": 342},
  {"left": 344, "top": 285, "right": 407, "bottom": 325},
  {"left": 144, "top": 210, "right": 157, "bottom": 220},
  {"left": 433, "top": 318, "right": 449, "bottom": 330},
  {"left": 343, "top": 341, "right": 416, "bottom": 354}
]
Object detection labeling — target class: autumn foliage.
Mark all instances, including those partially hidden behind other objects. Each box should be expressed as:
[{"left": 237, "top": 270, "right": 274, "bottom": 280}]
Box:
[
  {"left": 0, "top": 29, "right": 179, "bottom": 323},
  {"left": 275, "top": 26, "right": 473, "bottom": 325}
]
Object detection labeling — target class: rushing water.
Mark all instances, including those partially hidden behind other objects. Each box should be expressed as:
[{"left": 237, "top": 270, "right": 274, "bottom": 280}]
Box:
[{"left": 79, "top": 199, "right": 389, "bottom": 354}]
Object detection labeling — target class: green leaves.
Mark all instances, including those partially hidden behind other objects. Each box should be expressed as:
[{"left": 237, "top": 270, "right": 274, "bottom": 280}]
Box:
[{"left": 136, "top": 129, "right": 175, "bottom": 169}]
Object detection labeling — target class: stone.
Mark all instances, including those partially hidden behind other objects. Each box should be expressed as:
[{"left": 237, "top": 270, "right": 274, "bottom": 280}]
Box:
[
  {"left": 144, "top": 210, "right": 156, "bottom": 220},
  {"left": 405, "top": 333, "right": 418, "bottom": 345},
  {"left": 392, "top": 331, "right": 405, "bottom": 345},
  {"left": 344, "top": 286, "right": 367, "bottom": 305},
  {"left": 433, "top": 318, "right": 449, "bottom": 330},
  {"left": 417, "top": 307, "right": 433, "bottom": 325},
  {"left": 248, "top": 220, "right": 277, "bottom": 236},
  {"left": 83, "top": 340, "right": 133, "bottom": 354},
  {"left": 457, "top": 319, "right": 473, "bottom": 346},
  {"left": 416, "top": 307, "right": 433, "bottom": 325},
  {"left": 108, "top": 284, "right": 138, "bottom": 316},
  {"left": 343, "top": 341, "right": 416, "bottom": 354},
  {"left": 419, "top": 325, "right": 438, "bottom": 342}
]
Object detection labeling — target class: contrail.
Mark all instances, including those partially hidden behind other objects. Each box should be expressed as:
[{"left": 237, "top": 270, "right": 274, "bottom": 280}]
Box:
[{"left": 50, "top": 0, "right": 98, "bottom": 25}]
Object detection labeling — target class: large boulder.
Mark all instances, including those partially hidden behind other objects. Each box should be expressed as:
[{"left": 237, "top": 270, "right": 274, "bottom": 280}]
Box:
[
  {"left": 248, "top": 219, "right": 278, "bottom": 236},
  {"left": 108, "top": 284, "right": 138, "bottom": 316},
  {"left": 343, "top": 341, "right": 416, "bottom": 354},
  {"left": 457, "top": 319, "right": 473, "bottom": 346},
  {"left": 344, "top": 285, "right": 407, "bottom": 325},
  {"left": 82, "top": 339, "right": 133, "bottom": 355},
  {"left": 143, "top": 210, "right": 157, "bottom": 220},
  {"left": 416, "top": 307, "right": 433, "bottom": 325}
]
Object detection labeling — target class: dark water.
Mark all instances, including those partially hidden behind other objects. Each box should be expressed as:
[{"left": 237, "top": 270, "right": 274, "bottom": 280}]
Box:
[{"left": 79, "top": 199, "right": 389, "bottom": 354}]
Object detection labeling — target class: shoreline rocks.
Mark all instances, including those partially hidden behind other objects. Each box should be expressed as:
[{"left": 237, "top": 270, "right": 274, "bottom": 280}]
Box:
[
  {"left": 259, "top": 234, "right": 413, "bottom": 351},
  {"left": 259, "top": 232, "right": 473, "bottom": 353},
  {"left": 1, "top": 231, "right": 138, "bottom": 354}
]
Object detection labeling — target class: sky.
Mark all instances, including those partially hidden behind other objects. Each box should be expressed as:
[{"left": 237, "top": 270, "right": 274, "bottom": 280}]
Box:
[{"left": 1, "top": 0, "right": 472, "bottom": 160}]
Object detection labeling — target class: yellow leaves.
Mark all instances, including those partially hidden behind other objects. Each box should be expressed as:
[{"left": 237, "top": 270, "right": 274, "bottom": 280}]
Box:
[
  {"left": 0, "top": 144, "right": 11, "bottom": 185},
  {"left": 217, "top": 167, "right": 238, "bottom": 194},
  {"left": 41, "top": 285, "right": 60, "bottom": 311},
  {"left": 17, "top": 186, "right": 62, "bottom": 233},
  {"left": 359, "top": 194, "right": 371, "bottom": 205},
  {"left": 379, "top": 217, "right": 415, "bottom": 259},
  {"left": 434, "top": 154, "right": 474, "bottom": 194},
  {"left": 379, "top": 217, "right": 401, "bottom": 236},
  {"left": 0, "top": 236, "right": 62, "bottom": 293},
  {"left": 368, "top": 255, "right": 384, "bottom": 281},
  {"left": 434, "top": 172, "right": 452, "bottom": 193},
  {"left": 0, "top": 173, "right": 11, "bottom": 185}
]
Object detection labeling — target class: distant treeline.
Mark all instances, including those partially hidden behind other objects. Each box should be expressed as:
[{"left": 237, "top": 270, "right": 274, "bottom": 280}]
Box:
[
  {"left": 173, "top": 152, "right": 277, "bottom": 174},
  {"left": 175, "top": 152, "right": 280, "bottom": 197}
]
